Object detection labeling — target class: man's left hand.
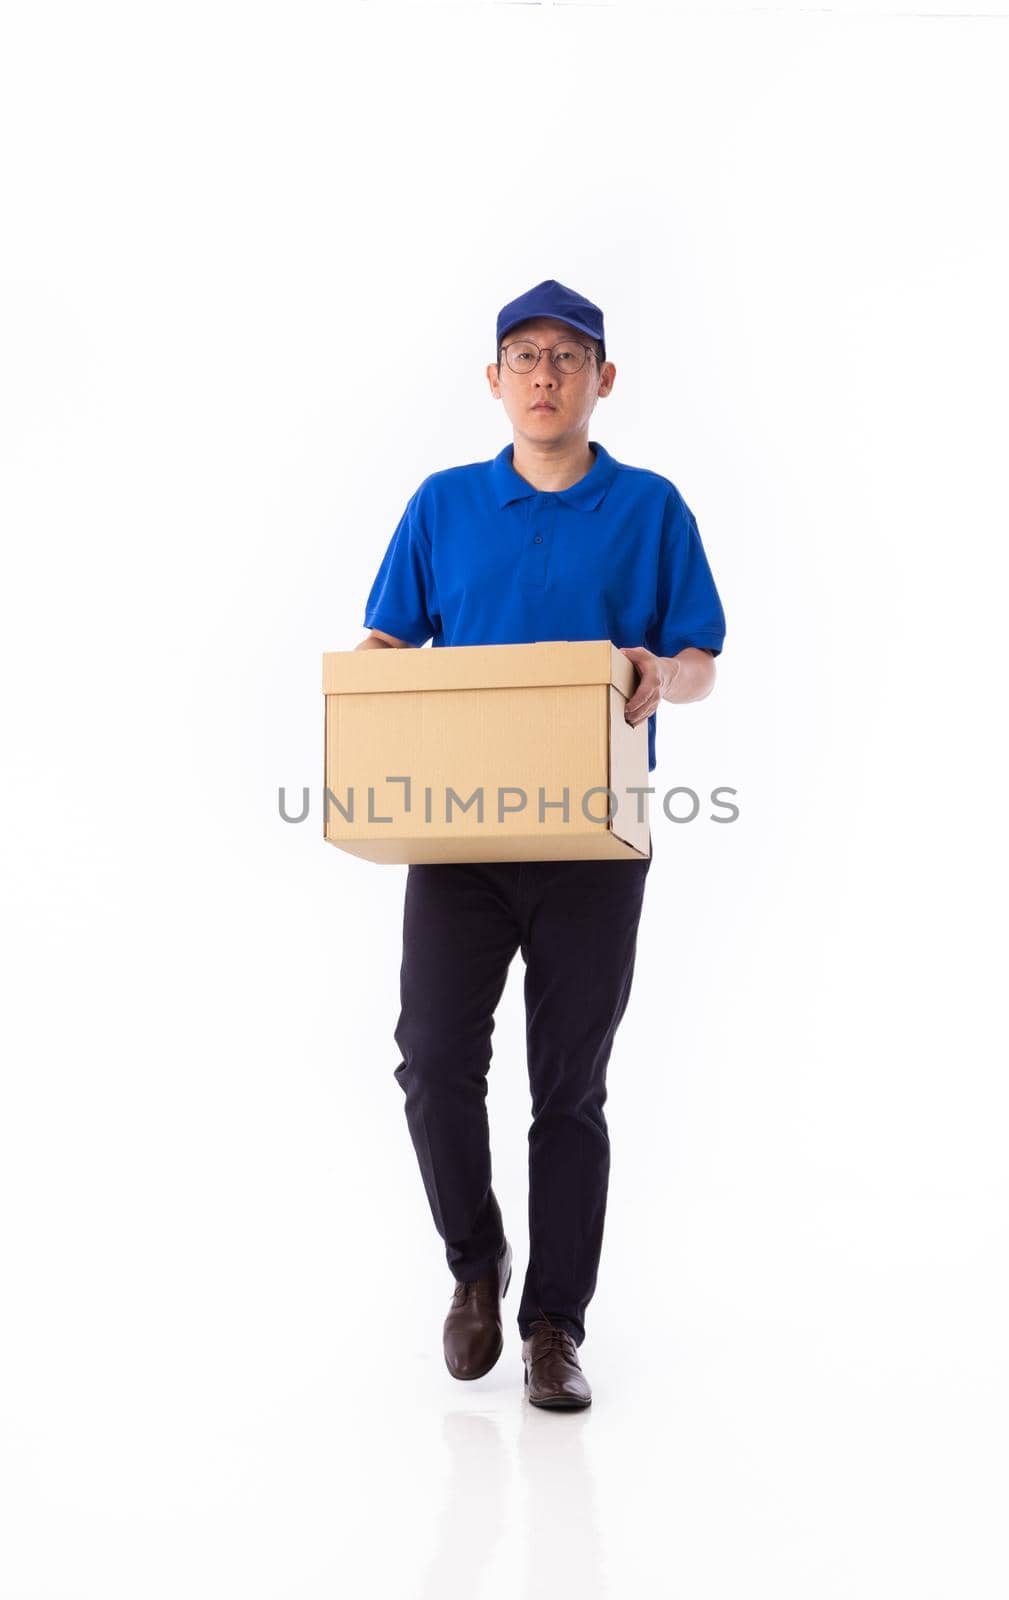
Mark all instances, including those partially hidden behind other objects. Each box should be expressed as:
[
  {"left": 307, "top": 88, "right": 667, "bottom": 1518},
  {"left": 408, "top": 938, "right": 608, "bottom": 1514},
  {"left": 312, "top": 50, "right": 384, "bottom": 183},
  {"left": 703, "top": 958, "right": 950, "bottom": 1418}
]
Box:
[{"left": 619, "top": 646, "right": 677, "bottom": 728}]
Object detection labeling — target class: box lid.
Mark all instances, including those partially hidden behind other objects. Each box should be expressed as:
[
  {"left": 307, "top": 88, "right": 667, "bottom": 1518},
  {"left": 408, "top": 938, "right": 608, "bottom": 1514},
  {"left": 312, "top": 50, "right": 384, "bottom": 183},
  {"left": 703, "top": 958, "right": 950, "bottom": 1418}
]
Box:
[{"left": 323, "top": 639, "right": 636, "bottom": 698}]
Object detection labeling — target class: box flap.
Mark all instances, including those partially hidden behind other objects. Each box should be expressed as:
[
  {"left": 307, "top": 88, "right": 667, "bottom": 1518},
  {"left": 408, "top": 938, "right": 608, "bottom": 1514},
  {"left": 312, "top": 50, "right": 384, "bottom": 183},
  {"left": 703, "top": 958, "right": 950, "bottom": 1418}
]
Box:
[{"left": 323, "top": 639, "right": 636, "bottom": 698}]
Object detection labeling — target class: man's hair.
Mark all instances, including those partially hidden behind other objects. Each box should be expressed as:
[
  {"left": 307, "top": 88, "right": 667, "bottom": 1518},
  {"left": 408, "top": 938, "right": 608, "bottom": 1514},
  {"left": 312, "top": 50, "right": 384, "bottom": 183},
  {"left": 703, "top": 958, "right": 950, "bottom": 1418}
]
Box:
[{"left": 496, "top": 332, "right": 605, "bottom": 375}]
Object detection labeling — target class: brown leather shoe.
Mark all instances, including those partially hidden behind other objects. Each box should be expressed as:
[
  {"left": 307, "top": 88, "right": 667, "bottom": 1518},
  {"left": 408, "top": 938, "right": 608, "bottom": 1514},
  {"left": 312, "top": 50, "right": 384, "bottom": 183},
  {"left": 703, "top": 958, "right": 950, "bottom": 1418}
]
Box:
[
  {"left": 443, "top": 1239, "right": 513, "bottom": 1381},
  {"left": 521, "top": 1318, "right": 592, "bottom": 1409}
]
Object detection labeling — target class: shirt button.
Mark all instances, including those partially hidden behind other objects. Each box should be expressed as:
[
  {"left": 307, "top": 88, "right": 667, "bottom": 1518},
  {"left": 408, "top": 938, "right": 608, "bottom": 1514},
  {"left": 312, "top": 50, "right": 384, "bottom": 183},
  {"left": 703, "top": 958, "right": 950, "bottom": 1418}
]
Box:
[{"left": 533, "top": 535, "right": 543, "bottom": 544}]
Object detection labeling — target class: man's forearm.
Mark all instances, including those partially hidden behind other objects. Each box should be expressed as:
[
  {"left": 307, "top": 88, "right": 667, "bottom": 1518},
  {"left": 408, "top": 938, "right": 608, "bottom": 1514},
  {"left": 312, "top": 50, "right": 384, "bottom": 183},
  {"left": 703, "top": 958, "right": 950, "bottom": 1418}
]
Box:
[
  {"left": 354, "top": 630, "right": 417, "bottom": 652},
  {"left": 658, "top": 647, "right": 717, "bottom": 704}
]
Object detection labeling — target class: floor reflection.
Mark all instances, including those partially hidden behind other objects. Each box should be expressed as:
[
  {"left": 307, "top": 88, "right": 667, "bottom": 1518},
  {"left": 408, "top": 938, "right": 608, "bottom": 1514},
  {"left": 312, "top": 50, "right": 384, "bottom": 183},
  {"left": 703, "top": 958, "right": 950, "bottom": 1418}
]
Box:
[
  {"left": 417, "top": 1394, "right": 607, "bottom": 1600},
  {"left": 517, "top": 1399, "right": 605, "bottom": 1597},
  {"left": 418, "top": 1410, "right": 508, "bottom": 1599}
]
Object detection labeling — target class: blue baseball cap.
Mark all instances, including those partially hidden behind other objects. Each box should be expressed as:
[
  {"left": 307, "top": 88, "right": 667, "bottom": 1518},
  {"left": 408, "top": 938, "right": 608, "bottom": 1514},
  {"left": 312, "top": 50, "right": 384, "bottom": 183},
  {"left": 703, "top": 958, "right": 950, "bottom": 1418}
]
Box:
[{"left": 496, "top": 278, "right": 606, "bottom": 360}]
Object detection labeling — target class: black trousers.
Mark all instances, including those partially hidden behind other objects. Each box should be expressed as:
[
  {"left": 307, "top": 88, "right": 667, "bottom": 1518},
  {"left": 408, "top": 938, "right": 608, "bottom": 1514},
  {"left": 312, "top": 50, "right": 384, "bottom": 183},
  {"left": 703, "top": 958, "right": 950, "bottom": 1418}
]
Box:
[{"left": 392, "top": 838, "right": 652, "bottom": 1347}]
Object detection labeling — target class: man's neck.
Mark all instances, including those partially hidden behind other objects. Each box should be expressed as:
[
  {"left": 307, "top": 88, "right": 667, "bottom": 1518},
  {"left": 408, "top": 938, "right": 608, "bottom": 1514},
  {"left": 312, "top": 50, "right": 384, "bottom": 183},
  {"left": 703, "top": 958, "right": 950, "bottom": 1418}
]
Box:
[{"left": 510, "top": 433, "right": 597, "bottom": 494}]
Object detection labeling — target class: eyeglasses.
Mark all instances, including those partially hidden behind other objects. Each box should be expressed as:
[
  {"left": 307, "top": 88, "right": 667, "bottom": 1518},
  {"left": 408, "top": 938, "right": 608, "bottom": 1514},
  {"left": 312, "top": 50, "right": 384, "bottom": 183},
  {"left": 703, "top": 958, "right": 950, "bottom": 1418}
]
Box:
[{"left": 500, "top": 339, "right": 597, "bottom": 375}]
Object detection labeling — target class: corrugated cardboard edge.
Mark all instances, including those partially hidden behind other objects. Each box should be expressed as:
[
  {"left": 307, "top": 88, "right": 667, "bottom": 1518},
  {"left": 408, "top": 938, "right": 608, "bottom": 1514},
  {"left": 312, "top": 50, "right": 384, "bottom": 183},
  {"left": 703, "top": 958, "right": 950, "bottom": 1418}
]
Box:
[
  {"left": 606, "top": 684, "right": 651, "bottom": 859},
  {"left": 322, "top": 639, "right": 637, "bottom": 697},
  {"left": 331, "top": 832, "right": 641, "bottom": 864},
  {"left": 322, "top": 680, "right": 329, "bottom": 846}
]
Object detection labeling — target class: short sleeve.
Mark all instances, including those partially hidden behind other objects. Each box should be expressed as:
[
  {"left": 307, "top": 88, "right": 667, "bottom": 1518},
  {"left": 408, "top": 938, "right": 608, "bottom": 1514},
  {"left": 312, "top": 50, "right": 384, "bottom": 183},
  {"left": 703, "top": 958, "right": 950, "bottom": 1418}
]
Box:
[
  {"left": 363, "top": 485, "right": 439, "bottom": 647},
  {"left": 646, "top": 494, "right": 726, "bottom": 660}
]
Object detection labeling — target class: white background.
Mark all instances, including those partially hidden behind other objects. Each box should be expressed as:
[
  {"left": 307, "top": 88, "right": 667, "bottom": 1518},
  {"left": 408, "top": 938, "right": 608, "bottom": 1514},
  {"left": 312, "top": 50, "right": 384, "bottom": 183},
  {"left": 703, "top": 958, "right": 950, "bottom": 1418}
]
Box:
[{"left": 2, "top": 3, "right": 1007, "bottom": 1597}]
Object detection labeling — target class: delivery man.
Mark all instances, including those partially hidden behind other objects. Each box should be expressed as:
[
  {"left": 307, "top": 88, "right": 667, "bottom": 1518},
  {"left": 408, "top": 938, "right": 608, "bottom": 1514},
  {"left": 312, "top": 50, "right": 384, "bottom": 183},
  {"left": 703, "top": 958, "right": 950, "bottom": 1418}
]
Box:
[{"left": 355, "top": 279, "right": 726, "bottom": 1409}]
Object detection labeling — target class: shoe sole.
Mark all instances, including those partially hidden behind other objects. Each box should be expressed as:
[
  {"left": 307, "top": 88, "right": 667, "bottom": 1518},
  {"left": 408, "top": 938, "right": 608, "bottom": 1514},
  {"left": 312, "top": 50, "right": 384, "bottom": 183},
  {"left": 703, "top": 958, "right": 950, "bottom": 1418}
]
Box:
[
  {"left": 444, "top": 1259, "right": 512, "bottom": 1382},
  {"left": 523, "top": 1366, "right": 592, "bottom": 1409}
]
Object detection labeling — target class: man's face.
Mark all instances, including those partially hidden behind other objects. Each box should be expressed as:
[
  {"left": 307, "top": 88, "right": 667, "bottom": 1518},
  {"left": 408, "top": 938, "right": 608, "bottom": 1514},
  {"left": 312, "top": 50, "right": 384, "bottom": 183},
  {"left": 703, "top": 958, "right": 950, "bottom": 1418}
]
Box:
[{"left": 486, "top": 315, "right": 615, "bottom": 445}]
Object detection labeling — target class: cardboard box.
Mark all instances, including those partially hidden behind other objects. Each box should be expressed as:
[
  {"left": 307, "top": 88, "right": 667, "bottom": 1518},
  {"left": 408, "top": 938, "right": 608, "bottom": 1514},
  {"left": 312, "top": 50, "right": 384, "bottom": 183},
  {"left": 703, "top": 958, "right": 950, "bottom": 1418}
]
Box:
[{"left": 321, "top": 640, "right": 651, "bottom": 864}]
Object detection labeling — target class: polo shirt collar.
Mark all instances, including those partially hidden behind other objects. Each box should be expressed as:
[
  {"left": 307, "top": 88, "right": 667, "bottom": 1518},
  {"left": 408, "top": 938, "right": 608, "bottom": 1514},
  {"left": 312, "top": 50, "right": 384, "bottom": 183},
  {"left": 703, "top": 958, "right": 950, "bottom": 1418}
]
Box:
[{"left": 491, "top": 440, "right": 619, "bottom": 511}]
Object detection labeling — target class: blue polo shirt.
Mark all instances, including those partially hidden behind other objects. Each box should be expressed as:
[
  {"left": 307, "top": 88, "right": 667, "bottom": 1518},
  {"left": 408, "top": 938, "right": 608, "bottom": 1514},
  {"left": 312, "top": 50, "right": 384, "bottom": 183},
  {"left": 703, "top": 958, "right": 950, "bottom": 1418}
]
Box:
[{"left": 363, "top": 440, "right": 726, "bottom": 773}]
